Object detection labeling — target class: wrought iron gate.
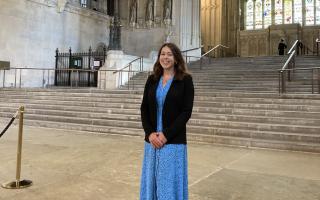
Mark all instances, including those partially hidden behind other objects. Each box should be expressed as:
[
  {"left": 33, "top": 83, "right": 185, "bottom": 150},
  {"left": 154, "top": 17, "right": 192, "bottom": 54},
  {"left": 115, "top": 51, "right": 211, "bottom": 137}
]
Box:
[{"left": 54, "top": 47, "right": 106, "bottom": 87}]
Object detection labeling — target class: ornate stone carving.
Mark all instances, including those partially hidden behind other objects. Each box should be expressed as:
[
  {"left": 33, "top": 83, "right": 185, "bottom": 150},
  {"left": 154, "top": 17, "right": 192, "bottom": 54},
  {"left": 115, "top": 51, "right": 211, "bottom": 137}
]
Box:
[
  {"left": 146, "top": 0, "right": 154, "bottom": 28},
  {"left": 163, "top": 0, "right": 172, "bottom": 26},
  {"left": 129, "top": 0, "right": 138, "bottom": 27}
]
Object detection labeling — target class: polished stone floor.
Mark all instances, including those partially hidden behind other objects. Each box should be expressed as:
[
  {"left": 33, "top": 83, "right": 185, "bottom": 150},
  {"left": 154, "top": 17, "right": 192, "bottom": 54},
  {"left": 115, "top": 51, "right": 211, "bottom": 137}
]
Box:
[{"left": 0, "top": 125, "right": 319, "bottom": 200}]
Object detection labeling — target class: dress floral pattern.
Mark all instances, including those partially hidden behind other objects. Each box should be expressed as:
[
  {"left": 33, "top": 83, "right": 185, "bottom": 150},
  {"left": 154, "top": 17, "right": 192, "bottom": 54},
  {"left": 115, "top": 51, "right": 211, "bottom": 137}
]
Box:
[{"left": 140, "top": 76, "right": 188, "bottom": 200}]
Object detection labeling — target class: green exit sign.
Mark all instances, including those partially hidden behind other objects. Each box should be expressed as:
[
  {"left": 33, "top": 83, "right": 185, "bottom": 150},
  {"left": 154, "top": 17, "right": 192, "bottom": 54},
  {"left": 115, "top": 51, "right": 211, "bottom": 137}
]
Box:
[{"left": 0, "top": 61, "right": 10, "bottom": 69}]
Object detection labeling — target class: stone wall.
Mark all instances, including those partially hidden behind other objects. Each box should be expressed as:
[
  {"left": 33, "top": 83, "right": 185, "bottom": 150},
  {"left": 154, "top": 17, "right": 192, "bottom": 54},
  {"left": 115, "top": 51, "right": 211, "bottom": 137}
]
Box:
[
  {"left": 119, "top": 0, "right": 201, "bottom": 57},
  {"left": 238, "top": 24, "right": 320, "bottom": 57},
  {"left": 0, "top": 0, "right": 110, "bottom": 69},
  {"left": 302, "top": 27, "right": 320, "bottom": 54},
  {"left": 239, "top": 30, "right": 269, "bottom": 57}
]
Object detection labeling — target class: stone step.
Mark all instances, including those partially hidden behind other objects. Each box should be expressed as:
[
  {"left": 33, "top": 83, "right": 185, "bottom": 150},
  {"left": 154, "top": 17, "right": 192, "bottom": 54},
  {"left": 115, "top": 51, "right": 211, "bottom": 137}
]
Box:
[
  {"left": 4, "top": 92, "right": 320, "bottom": 106},
  {"left": 129, "top": 81, "right": 280, "bottom": 87},
  {"left": 3, "top": 88, "right": 320, "bottom": 99},
  {"left": 192, "top": 107, "right": 320, "bottom": 119},
  {"left": 0, "top": 99, "right": 140, "bottom": 109},
  {"left": 0, "top": 96, "right": 143, "bottom": 104},
  {"left": 1, "top": 106, "right": 319, "bottom": 127},
  {"left": 187, "top": 134, "right": 320, "bottom": 153},
  {"left": 1, "top": 101, "right": 320, "bottom": 119},
  {"left": 187, "top": 125, "right": 320, "bottom": 143},
  {"left": 2, "top": 96, "right": 320, "bottom": 112},
  {"left": 1, "top": 110, "right": 319, "bottom": 134},
  {"left": 1, "top": 116, "right": 319, "bottom": 153}
]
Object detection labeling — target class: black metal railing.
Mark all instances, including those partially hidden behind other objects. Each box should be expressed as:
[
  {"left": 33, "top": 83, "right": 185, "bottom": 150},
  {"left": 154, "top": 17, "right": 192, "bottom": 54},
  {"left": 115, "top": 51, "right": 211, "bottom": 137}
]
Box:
[
  {"left": 55, "top": 47, "right": 106, "bottom": 87},
  {"left": 278, "top": 50, "right": 296, "bottom": 94},
  {"left": 181, "top": 46, "right": 202, "bottom": 63},
  {"left": 0, "top": 67, "right": 142, "bottom": 89},
  {"left": 278, "top": 40, "right": 299, "bottom": 94},
  {"left": 279, "top": 39, "right": 320, "bottom": 94},
  {"left": 279, "top": 67, "right": 320, "bottom": 94},
  {"left": 316, "top": 38, "right": 320, "bottom": 56},
  {"left": 295, "top": 40, "right": 319, "bottom": 56}
]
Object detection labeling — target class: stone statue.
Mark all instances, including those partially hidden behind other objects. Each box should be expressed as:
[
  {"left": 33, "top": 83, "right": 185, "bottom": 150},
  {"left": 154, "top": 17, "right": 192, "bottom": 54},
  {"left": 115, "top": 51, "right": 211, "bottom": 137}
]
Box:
[
  {"left": 163, "top": 0, "right": 172, "bottom": 25},
  {"left": 146, "top": 0, "right": 154, "bottom": 28},
  {"left": 129, "top": 0, "right": 137, "bottom": 27}
]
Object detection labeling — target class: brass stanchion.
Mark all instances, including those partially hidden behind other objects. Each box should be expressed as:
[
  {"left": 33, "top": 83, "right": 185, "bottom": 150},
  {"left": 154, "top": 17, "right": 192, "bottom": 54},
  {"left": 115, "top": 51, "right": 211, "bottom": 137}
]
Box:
[{"left": 2, "top": 106, "right": 32, "bottom": 189}]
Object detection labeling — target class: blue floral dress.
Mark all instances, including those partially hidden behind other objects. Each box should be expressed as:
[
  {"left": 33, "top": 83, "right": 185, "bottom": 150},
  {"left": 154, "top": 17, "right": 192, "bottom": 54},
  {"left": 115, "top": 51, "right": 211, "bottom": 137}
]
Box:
[{"left": 140, "top": 76, "right": 188, "bottom": 200}]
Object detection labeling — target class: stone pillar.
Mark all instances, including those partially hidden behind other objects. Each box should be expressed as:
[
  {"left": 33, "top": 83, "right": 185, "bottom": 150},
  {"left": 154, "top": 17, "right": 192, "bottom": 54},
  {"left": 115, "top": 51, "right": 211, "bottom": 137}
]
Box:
[
  {"left": 201, "top": 0, "right": 222, "bottom": 53},
  {"left": 178, "top": 0, "right": 201, "bottom": 51},
  {"left": 100, "top": 0, "right": 124, "bottom": 89},
  {"left": 109, "top": 0, "right": 122, "bottom": 50}
]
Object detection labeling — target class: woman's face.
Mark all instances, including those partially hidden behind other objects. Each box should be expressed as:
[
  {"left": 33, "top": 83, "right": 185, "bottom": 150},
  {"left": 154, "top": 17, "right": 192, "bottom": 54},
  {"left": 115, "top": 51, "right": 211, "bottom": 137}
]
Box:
[{"left": 159, "top": 46, "right": 175, "bottom": 71}]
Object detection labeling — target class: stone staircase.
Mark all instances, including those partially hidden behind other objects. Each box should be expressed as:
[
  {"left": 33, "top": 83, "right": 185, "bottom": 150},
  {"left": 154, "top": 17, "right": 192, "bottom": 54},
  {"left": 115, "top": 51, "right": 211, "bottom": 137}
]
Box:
[
  {"left": 1, "top": 56, "right": 320, "bottom": 153},
  {"left": 126, "top": 55, "right": 320, "bottom": 93}
]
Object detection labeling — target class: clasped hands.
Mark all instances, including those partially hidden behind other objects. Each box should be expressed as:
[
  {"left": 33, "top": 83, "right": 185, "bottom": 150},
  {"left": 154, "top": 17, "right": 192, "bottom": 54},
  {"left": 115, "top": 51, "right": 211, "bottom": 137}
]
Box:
[{"left": 149, "top": 132, "right": 167, "bottom": 149}]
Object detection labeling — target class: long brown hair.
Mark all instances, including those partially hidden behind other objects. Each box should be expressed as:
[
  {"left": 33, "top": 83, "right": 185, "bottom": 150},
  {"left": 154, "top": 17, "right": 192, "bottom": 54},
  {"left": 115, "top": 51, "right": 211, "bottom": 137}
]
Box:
[{"left": 153, "top": 43, "right": 189, "bottom": 80}]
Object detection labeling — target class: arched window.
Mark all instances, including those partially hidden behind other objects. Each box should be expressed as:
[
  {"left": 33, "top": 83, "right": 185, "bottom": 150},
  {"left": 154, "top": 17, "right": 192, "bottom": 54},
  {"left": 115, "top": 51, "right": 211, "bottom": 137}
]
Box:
[
  {"left": 275, "top": 0, "right": 283, "bottom": 24},
  {"left": 294, "top": 0, "right": 303, "bottom": 24},
  {"left": 284, "top": 0, "right": 293, "bottom": 23},
  {"left": 264, "top": 0, "right": 272, "bottom": 28},
  {"left": 255, "top": 0, "right": 263, "bottom": 28},
  {"left": 245, "top": 0, "right": 320, "bottom": 29},
  {"left": 306, "top": 0, "right": 315, "bottom": 25},
  {"left": 316, "top": 0, "right": 320, "bottom": 24},
  {"left": 246, "top": 0, "right": 254, "bottom": 30}
]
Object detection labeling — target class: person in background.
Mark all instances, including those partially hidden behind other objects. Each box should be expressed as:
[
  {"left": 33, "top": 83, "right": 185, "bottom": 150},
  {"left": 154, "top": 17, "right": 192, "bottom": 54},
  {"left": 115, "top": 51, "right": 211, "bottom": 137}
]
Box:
[{"left": 278, "top": 39, "right": 287, "bottom": 55}]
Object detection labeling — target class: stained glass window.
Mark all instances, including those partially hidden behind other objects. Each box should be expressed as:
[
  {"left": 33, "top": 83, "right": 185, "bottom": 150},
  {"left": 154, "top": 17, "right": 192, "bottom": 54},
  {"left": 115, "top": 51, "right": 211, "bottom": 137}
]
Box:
[
  {"left": 244, "top": 0, "right": 319, "bottom": 30},
  {"left": 316, "top": 0, "right": 320, "bottom": 24},
  {"left": 284, "top": 0, "right": 293, "bottom": 23},
  {"left": 246, "top": 0, "right": 254, "bottom": 30},
  {"left": 255, "top": 0, "right": 263, "bottom": 29},
  {"left": 305, "top": 0, "right": 315, "bottom": 25},
  {"left": 275, "top": 0, "right": 283, "bottom": 24},
  {"left": 264, "top": 0, "right": 272, "bottom": 28},
  {"left": 294, "top": 0, "right": 303, "bottom": 24}
]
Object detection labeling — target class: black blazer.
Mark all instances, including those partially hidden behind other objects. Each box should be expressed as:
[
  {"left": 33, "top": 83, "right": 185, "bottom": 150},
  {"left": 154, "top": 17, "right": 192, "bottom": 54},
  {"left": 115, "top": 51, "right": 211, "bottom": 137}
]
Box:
[{"left": 140, "top": 74, "right": 194, "bottom": 144}]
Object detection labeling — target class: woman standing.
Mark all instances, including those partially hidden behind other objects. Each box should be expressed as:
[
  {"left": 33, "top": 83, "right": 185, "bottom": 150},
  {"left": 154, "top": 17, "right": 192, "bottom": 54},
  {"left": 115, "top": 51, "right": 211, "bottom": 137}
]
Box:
[{"left": 140, "top": 43, "right": 194, "bottom": 200}]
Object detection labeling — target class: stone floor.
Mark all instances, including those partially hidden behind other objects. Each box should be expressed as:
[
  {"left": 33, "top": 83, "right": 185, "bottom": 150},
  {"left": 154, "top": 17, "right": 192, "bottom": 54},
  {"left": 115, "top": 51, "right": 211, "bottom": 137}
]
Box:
[{"left": 0, "top": 124, "right": 320, "bottom": 200}]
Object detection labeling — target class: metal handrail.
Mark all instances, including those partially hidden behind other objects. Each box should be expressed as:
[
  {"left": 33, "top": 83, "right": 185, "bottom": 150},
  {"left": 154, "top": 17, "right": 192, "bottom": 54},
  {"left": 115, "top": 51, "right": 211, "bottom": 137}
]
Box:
[
  {"left": 279, "top": 49, "right": 297, "bottom": 94},
  {"left": 316, "top": 38, "right": 320, "bottom": 56},
  {"left": 288, "top": 40, "right": 299, "bottom": 55},
  {"left": 281, "top": 50, "right": 296, "bottom": 71},
  {"left": 279, "top": 39, "right": 320, "bottom": 94},
  {"left": 0, "top": 67, "right": 143, "bottom": 89},
  {"left": 202, "top": 44, "right": 229, "bottom": 58},
  {"left": 280, "top": 66, "right": 320, "bottom": 94},
  {"left": 111, "top": 56, "right": 144, "bottom": 90},
  {"left": 281, "top": 66, "right": 320, "bottom": 71},
  {"left": 181, "top": 46, "right": 202, "bottom": 54},
  {"left": 181, "top": 46, "right": 202, "bottom": 64},
  {"left": 113, "top": 56, "right": 143, "bottom": 74},
  {"left": 199, "top": 44, "right": 229, "bottom": 69},
  {"left": 303, "top": 44, "right": 316, "bottom": 55}
]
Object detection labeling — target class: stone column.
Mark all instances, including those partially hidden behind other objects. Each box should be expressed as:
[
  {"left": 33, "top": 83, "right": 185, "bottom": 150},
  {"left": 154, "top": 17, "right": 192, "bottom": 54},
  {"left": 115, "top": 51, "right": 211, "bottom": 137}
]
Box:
[
  {"left": 109, "top": 0, "right": 121, "bottom": 50},
  {"left": 99, "top": 0, "right": 124, "bottom": 89},
  {"left": 178, "top": 0, "right": 201, "bottom": 51}
]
